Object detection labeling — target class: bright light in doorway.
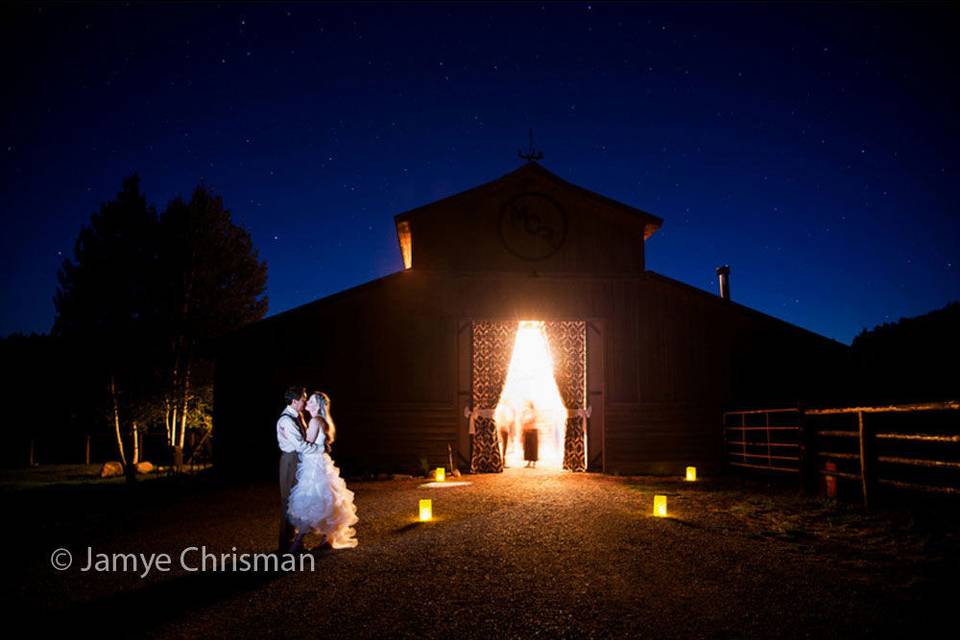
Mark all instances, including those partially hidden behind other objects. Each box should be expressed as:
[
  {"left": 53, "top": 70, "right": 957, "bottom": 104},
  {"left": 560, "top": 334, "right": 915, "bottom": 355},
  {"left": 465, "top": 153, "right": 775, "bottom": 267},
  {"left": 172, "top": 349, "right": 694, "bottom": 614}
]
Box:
[{"left": 494, "top": 321, "right": 568, "bottom": 470}]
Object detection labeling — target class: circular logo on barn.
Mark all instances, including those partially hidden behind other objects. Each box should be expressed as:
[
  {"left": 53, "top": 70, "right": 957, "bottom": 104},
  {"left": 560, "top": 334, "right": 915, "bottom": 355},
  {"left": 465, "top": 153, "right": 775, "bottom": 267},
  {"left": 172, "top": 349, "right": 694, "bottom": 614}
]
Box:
[{"left": 498, "top": 192, "right": 568, "bottom": 261}]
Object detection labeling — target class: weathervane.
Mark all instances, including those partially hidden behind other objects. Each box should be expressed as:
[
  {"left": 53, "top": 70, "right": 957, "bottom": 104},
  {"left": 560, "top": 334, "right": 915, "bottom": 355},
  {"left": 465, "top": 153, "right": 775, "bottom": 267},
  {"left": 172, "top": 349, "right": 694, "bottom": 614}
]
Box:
[{"left": 518, "top": 128, "right": 544, "bottom": 162}]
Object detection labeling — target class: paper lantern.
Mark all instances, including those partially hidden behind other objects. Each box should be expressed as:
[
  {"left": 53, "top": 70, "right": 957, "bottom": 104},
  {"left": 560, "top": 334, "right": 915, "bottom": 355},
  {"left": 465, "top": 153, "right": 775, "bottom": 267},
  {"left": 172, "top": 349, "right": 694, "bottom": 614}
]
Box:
[
  {"left": 685, "top": 466, "right": 697, "bottom": 482},
  {"left": 419, "top": 499, "right": 433, "bottom": 522},
  {"left": 434, "top": 467, "right": 446, "bottom": 482},
  {"left": 653, "top": 495, "right": 668, "bottom": 518}
]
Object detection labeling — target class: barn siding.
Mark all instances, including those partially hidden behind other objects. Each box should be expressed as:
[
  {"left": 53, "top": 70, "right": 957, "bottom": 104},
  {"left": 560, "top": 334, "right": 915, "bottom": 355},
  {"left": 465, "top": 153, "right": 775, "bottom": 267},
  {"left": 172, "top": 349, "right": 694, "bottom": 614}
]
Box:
[
  {"left": 404, "top": 164, "right": 654, "bottom": 276},
  {"left": 216, "top": 268, "right": 849, "bottom": 478},
  {"left": 605, "top": 402, "right": 722, "bottom": 475}
]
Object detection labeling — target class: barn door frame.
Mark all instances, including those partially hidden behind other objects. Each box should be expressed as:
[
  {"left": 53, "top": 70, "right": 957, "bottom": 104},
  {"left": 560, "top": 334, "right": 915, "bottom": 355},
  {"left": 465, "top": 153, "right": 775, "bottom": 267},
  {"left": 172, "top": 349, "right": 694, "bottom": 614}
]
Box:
[
  {"left": 586, "top": 319, "right": 605, "bottom": 472},
  {"left": 456, "top": 320, "right": 473, "bottom": 471},
  {"left": 459, "top": 317, "right": 600, "bottom": 472}
]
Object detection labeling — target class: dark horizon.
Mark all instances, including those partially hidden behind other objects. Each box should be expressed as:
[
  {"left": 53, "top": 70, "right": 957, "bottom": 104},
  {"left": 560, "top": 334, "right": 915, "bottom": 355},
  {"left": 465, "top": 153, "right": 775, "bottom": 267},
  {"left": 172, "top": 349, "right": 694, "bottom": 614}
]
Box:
[{"left": 2, "top": 2, "right": 957, "bottom": 345}]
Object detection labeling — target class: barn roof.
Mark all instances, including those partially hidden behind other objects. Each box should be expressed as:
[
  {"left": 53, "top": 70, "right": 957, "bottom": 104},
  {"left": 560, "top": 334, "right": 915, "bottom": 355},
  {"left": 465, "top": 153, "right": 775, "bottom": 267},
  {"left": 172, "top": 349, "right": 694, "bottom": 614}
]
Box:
[
  {"left": 644, "top": 270, "right": 850, "bottom": 349},
  {"left": 235, "top": 267, "right": 847, "bottom": 352},
  {"left": 225, "top": 163, "right": 845, "bottom": 353},
  {"left": 393, "top": 161, "right": 664, "bottom": 243}
]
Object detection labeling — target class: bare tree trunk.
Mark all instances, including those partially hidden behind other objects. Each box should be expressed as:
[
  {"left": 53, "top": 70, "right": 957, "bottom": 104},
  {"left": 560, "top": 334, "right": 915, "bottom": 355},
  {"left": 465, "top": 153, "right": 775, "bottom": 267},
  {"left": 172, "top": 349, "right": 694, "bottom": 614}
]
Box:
[
  {"left": 170, "top": 404, "right": 178, "bottom": 447},
  {"left": 164, "top": 397, "right": 173, "bottom": 446},
  {"left": 132, "top": 421, "right": 140, "bottom": 466},
  {"left": 170, "top": 400, "right": 182, "bottom": 473},
  {"left": 110, "top": 375, "right": 127, "bottom": 466},
  {"left": 164, "top": 338, "right": 181, "bottom": 448},
  {"left": 178, "top": 363, "right": 192, "bottom": 450}
]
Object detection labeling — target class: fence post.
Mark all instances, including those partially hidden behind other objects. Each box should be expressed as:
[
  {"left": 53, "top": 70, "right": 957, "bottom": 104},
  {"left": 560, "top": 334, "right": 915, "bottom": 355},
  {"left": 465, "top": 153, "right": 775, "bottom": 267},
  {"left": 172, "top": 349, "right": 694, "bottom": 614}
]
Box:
[
  {"left": 85, "top": 434, "right": 91, "bottom": 465},
  {"left": 798, "top": 405, "right": 817, "bottom": 495},
  {"left": 741, "top": 413, "right": 747, "bottom": 464},
  {"left": 858, "top": 411, "right": 876, "bottom": 510},
  {"left": 765, "top": 411, "right": 772, "bottom": 468},
  {"left": 29, "top": 439, "right": 36, "bottom": 467}
]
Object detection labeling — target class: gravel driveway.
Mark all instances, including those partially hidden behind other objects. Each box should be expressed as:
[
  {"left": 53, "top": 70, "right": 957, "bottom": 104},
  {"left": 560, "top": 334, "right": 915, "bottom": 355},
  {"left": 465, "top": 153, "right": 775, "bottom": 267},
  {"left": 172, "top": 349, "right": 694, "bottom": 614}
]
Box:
[{"left": 10, "top": 468, "right": 956, "bottom": 638}]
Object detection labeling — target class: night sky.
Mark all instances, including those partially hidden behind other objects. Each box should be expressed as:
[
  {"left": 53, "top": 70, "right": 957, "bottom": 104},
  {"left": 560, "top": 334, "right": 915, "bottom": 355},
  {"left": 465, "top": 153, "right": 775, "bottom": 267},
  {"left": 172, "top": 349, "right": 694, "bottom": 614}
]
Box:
[{"left": 2, "top": 2, "right": 957, "bottom": 345}]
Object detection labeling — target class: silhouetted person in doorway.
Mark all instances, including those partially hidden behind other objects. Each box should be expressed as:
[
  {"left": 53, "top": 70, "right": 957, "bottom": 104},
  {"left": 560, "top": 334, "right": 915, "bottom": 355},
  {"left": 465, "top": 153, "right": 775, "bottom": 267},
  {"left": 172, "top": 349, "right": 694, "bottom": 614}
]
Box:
[
  {"left": 521, "top": 400, "right": 538, "bottom": 468},
  {"left": 494, "top": 403, "right": 516, "bottom": 468}
]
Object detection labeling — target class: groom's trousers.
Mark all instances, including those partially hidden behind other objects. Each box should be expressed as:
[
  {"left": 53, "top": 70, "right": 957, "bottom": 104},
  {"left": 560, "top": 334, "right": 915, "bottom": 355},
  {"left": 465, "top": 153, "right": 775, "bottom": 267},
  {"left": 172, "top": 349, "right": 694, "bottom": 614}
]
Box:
[{"left": 278, "top": 451, "right": 300, "bottom": 552}]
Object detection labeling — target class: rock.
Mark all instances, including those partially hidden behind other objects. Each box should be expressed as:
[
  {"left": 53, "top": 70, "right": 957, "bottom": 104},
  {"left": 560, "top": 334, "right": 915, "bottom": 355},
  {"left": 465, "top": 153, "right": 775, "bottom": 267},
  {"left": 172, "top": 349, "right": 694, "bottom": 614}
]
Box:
[
  {"left": 135, "top": 461, "right": 155, "bottom": 474},
  {"left": 99, "top": 461, "right": 124, "bottom": 478},
  {"left": 452, "top": 468, "right": 462, "bottom": 478}
]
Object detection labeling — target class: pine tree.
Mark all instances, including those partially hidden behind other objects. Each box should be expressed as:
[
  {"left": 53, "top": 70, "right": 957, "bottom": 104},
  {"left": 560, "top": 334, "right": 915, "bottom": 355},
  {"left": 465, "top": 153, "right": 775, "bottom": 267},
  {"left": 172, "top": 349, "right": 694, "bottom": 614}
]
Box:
[{"left": 53, "top": 175, "right": 159, "bottom": 471}]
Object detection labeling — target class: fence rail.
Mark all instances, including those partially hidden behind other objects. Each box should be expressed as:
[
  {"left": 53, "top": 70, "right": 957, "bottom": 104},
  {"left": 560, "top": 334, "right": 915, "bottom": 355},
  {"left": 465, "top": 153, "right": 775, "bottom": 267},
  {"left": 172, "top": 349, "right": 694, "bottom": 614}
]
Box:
[
  {"left": 723, "top": 401, "right": 960, "bottom": 508},
  {"left": 723, "top": 408, "right": 803, "bottom": 474}
]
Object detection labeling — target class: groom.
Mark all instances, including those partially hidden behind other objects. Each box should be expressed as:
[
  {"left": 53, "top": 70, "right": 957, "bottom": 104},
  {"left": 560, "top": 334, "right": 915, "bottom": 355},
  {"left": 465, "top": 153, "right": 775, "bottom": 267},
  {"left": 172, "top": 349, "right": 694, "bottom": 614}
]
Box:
[{"left": 277, "top": 385, "right": 321, "bottom": 554}]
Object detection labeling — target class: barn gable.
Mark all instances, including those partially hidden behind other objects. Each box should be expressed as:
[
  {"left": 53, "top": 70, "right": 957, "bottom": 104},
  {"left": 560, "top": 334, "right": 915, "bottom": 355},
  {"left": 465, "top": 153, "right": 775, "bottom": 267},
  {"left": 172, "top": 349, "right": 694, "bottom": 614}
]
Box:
[
  {"left": 394, "top": 162, "right": 662, "bottom": 275},
  {"left": 215, "top": 162, "right": 852, "bottom": 480}
]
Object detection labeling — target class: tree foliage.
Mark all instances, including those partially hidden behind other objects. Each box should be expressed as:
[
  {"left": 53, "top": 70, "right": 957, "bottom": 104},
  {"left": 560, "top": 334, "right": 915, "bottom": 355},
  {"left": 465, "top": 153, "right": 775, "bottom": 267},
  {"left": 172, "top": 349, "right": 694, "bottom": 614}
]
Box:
[
  {"left": 52, "top": 175, "right": 268, "bottom": 469},
  {"left": 851, "top": 301, "right": 960, "bottom": 403},
  {"left": 158, "top": 185, "right": 268, "bottom": 450},
  {"left": 53, "top": 175, "right": 159, "bottom": 467}
]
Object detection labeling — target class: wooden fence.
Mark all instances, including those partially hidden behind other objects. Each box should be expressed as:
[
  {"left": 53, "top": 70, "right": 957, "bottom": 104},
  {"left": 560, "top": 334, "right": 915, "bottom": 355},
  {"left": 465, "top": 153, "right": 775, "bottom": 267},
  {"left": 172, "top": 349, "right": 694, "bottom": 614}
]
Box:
[{"left": 723, "top": 401, "right": 960, "bottom": 508}]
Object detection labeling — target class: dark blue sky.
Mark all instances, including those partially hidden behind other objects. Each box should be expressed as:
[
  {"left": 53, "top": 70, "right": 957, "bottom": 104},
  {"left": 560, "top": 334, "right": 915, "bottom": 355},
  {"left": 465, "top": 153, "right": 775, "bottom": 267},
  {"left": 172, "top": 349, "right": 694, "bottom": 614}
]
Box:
[{"left": 2, "top": 2, "right": 957, "bottom": 344}]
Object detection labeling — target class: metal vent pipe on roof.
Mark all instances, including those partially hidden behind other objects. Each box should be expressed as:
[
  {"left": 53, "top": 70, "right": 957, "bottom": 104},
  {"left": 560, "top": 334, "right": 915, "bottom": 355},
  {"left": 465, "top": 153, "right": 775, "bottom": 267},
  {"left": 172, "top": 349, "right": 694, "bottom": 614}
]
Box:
[{"left": 716, "top": 265, "right": 731, "bottom": 300}]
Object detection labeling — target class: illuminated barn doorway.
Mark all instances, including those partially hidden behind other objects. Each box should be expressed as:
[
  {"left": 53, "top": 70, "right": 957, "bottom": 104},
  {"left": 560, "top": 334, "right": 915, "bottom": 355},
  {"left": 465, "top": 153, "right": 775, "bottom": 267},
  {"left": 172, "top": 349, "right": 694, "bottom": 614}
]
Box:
[{"left": 469, "top": 320, "right": 587, "bottom": 472}]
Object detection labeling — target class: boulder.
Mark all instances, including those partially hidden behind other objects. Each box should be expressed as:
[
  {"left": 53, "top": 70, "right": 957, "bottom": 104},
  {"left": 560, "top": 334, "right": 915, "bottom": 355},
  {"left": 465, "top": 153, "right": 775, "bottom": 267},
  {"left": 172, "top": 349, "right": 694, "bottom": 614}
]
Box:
[
  {"left": 135, "top": 461, "right": 155, "bottom": 474},
  {"left": 99, "top": 461, "right": 124, "bottom": 478}
]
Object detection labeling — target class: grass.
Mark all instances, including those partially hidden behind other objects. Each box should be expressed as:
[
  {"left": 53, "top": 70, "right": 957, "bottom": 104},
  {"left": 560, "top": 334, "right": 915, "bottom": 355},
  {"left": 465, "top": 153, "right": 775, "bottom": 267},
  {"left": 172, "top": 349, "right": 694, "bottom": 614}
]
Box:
[
  {"left": 621, "top": 473, "right": 960, "bottom": 584},
  {"left": 0, "top": 463, "right": 213, "bottom": 491}
]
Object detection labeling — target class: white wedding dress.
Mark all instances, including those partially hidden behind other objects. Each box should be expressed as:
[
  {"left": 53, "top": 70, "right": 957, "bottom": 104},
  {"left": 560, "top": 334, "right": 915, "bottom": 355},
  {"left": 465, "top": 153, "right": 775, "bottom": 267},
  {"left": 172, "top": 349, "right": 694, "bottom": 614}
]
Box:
[{"left": 286, "top": 418, "right": 359, "bottom": 548}]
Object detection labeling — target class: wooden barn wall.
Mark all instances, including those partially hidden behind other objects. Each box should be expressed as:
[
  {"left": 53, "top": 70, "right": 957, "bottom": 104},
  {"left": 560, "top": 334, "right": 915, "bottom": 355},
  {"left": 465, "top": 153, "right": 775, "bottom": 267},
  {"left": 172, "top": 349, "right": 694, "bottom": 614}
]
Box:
[
  {"left": 215, "top": 269, "right": 851, "bottom": 478},
  {"left": 409, "top": 171, "right": 647, "bottom": 275},
  {"left": 215, "top": 272, "right": 459, "bottom": 478},
  {"left": 601, "top": 274, "right": 851, "bottom": 474}
]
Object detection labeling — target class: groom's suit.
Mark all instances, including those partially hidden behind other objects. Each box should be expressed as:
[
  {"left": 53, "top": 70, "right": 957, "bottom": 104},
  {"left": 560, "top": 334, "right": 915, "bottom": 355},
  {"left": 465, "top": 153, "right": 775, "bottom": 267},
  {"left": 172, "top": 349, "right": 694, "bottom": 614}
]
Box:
[{"left": 277, "top": 406, "right": 321, "bottom": 553}]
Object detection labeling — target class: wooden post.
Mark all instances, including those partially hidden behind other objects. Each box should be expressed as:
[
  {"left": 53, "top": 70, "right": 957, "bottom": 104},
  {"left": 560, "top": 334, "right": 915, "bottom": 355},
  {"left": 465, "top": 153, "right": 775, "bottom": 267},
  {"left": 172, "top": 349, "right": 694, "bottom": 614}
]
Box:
[
  {"left": 798, "top": 405, "right": 817, "bottom": 495},
  {"left": 858, "top": 410, "right": 876, "bottom": 510},
  {"left": 741, "top": 413, "right": 747, "bottom": 464},
  {"left": 29, "top": 439, "right": 35, "bottom": 467},
  {"left": 824, "top": 461, "right": 837, "bottom": 498},
  {"left": 765, "top": 411, "right": 772, "bottom": 468},
  {"left": 85, "top": 435, "right": 91, "bottom": 465}
]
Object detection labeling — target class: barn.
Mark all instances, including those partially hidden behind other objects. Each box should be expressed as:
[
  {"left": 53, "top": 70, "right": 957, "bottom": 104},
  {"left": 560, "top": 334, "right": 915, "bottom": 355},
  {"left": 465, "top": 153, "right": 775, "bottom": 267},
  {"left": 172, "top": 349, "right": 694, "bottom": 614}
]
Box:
[{"left": 214, "top": 161, "right": 851, "bottom": 479}]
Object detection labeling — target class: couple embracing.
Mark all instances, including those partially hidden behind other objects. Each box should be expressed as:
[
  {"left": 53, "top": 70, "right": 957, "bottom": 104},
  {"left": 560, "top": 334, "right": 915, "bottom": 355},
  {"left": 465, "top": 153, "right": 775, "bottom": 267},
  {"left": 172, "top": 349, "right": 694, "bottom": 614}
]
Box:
[{"left": 277, "top": 386, "right": 358, "bottom": 554}]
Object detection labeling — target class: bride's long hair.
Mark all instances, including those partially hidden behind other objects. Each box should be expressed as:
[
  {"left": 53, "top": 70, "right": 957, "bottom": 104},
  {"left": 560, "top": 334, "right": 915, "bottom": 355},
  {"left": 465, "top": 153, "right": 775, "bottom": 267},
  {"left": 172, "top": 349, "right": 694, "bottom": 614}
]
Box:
[{"left": 310, "top": 391, "right": 336, "bottom": 444}]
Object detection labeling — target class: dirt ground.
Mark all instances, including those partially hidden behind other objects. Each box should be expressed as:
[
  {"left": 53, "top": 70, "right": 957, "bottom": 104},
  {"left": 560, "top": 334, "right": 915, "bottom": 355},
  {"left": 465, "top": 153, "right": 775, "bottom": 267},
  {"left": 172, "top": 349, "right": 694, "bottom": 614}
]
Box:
[{"left": 7, "top": 467, "right": 958, "bottom": 638}]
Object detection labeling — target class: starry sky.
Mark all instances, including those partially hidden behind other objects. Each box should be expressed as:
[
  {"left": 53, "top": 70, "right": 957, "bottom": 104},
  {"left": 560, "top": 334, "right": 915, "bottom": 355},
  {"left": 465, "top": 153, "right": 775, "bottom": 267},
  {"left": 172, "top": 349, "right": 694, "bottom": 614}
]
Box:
[{"left": 2, "top": 2, "right": 957, "bottom": 345}]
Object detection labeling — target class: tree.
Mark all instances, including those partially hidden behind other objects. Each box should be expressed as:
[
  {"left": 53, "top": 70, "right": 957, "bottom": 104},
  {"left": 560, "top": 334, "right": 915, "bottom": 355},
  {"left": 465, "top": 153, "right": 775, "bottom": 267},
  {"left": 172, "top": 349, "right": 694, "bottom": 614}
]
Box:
[
  {"left": 157, "top": 184, "right": 268, "bottom": 462},
  {"left": 52, "top": 175, "right": 268, "bottom": 475},
  {"left": 53, "top": 175, "right": 160, "bottom": 471},
  {"left": 851, "top": 301, "right": 960, "bottom": 403}
]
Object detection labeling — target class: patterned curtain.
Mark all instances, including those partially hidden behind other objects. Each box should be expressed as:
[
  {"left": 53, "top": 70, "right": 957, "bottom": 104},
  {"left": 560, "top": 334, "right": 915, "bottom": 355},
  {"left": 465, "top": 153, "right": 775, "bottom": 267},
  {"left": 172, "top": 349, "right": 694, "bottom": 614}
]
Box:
[
  {"left": 545, "top": 321, "right": 587, "bottom": 471},
  {"left": 470, "top": 321, "right": 518, "bottom": 472}
]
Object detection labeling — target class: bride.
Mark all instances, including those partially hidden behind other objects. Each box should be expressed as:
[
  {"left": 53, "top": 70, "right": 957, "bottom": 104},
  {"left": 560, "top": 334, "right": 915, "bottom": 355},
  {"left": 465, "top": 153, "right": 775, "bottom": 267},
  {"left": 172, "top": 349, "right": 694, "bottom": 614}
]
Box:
[{"left": 287, "top": 391, "right": 359, "bottom": 550}]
